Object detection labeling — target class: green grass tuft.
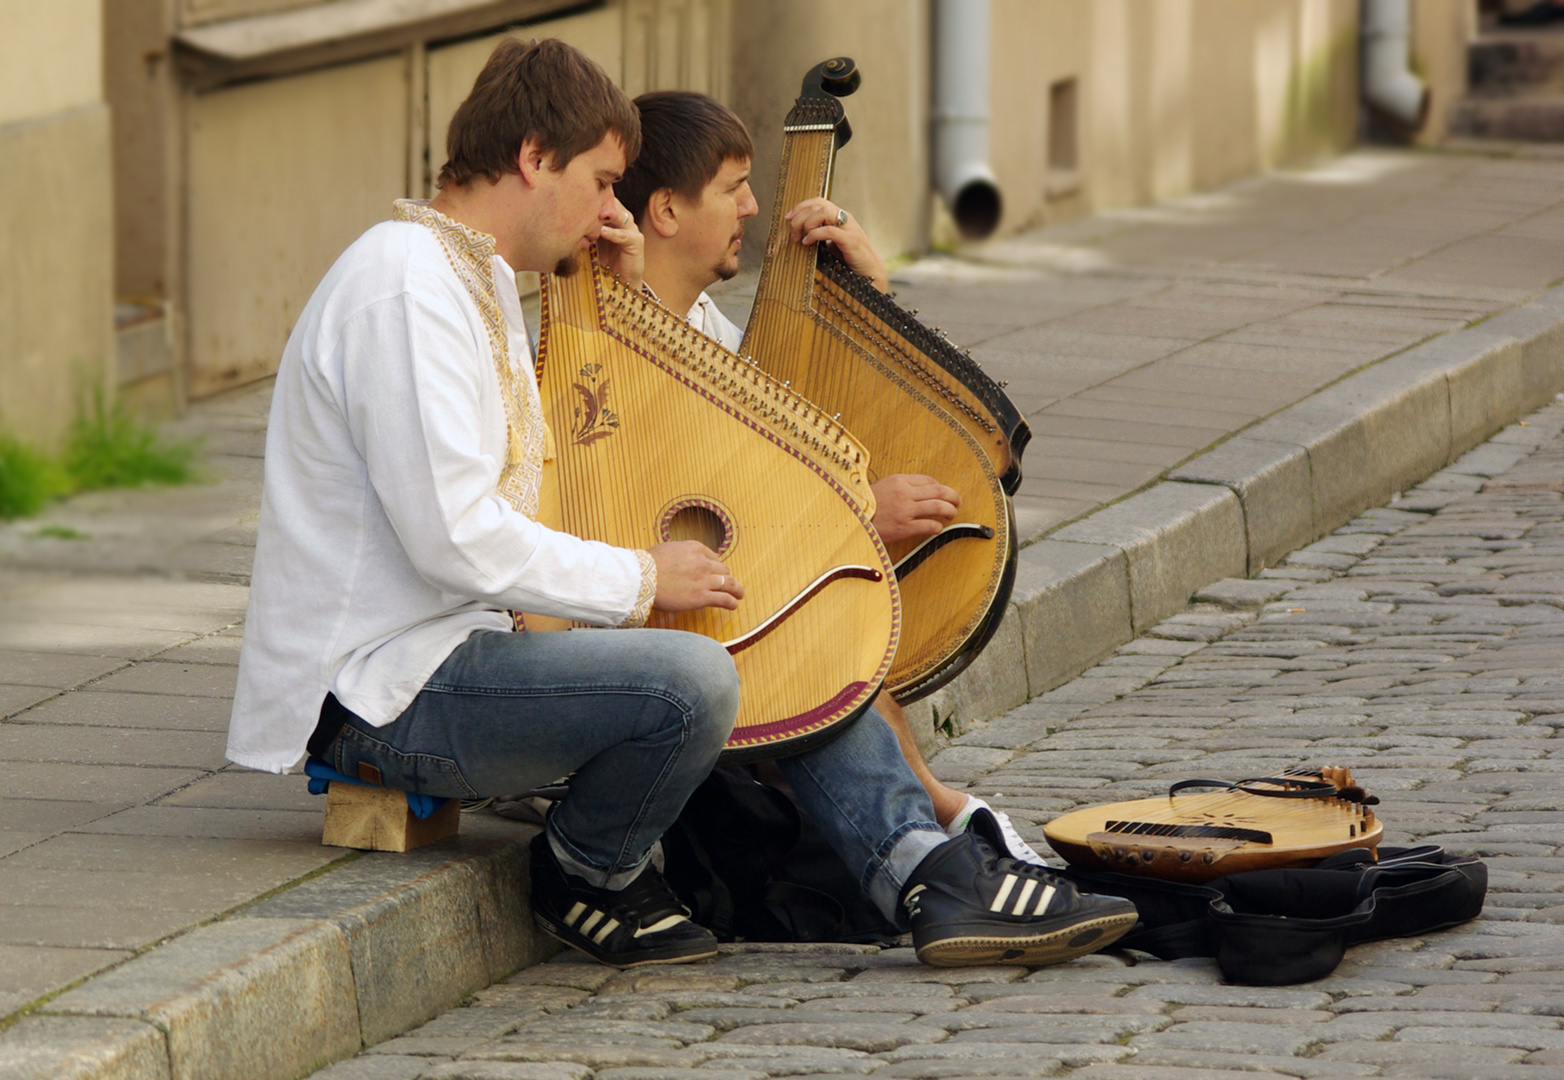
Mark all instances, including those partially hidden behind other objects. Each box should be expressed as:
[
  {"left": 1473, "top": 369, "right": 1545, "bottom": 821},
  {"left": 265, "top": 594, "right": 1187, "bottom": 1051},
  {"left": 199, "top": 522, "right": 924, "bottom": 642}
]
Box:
[
  {"left": 33, "top": 524, "right": 89, "bottom": 540},
  {"left": 0, "top": 434, "right": 69, "bottom": 520},
  {"left": 63, "top": 394, "right": 199, "bottom": 493},
  {"left": 0, "top": 394, "right": 201, "bottom": 522}
]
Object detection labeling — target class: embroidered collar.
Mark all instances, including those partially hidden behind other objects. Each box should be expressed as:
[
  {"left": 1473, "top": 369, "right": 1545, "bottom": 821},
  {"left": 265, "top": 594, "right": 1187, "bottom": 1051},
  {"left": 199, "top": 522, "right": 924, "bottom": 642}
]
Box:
[{"left": 392, "top": 198, "right": 546, "bottom": 520}]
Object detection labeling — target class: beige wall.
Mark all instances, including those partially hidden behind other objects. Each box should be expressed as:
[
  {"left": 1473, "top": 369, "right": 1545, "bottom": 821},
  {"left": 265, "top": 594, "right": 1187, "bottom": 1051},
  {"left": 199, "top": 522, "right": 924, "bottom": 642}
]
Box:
[
  {"left": 727, "top": 0, "right": 1362, "bottom": 260},
  {"left": 184, "top": 55, "right": 410, "bottom": 397},
  {"left": 731, "top": 0, "right": 932, "bottom": 265},
  {"left": 106, "top": 0, "right": 179, "bottom": 303},
  {"left": 0, "top": 0, "right": 104, "bottom": 127},
  {"left": 171, "top": 0, "right": 732, "bottom": 397},
  {"left": 987, "top": 0, "right": 1359, "bottom": 236},
  {"left": 0, "top": 0, "right": 114, "bottom": 448}
]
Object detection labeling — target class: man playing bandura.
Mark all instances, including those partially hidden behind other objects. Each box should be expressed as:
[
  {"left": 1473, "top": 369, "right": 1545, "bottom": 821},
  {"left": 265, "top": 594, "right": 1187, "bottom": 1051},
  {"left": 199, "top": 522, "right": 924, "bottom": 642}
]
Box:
[
  {"left": 619, "top": 90, "right": 1044, "bottom": 863},
  {"left": 617, "top": 89, "right": 1137, "bottom": 964},
  {"left": 227, "top": 39, "right": 745, "bottom": 969}
]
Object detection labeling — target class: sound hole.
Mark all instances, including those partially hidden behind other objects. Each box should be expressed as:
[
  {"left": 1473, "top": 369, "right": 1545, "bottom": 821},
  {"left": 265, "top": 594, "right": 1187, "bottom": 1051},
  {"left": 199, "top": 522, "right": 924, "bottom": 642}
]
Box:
[{"left": 659, "top": 498, "right": 734, "bottom": 557}]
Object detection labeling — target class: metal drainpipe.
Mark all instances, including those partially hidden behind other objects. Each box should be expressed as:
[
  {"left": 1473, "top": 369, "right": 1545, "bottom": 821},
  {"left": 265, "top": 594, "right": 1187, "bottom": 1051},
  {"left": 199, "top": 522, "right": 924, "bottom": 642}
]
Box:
[
  {"left": 932, "top": 0, "right": 1003, "bottom": 239},
  {"left": 1362, "top": 0, "right": 1430, "bottom": 129}
]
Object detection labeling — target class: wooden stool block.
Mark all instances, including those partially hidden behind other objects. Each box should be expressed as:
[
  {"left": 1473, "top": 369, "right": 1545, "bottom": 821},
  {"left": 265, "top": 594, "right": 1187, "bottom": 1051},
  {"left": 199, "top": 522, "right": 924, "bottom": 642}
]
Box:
[{"left": 321, "top": 783, "right": 459, "bottom": 852}]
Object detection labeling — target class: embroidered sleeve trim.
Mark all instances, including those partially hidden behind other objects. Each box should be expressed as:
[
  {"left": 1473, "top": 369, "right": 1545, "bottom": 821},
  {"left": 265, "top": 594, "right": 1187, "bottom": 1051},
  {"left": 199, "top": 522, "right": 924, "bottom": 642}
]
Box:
[{"left": 619, "top": 550, "right": 658, "bottom": 629}]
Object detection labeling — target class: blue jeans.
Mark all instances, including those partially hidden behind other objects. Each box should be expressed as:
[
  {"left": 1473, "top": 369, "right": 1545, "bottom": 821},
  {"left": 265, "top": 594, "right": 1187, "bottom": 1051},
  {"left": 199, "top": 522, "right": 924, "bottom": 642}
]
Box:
[
  {"left": 772, "top": 708, "right": 947, "bottom": 927},
  {"left": 329, "top": 627, "right": 738, "bottom": 889}
]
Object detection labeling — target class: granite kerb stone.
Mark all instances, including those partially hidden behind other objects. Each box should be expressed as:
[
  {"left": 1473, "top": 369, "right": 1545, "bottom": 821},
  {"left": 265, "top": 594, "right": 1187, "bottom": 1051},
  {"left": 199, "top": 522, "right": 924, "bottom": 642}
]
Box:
[
  {"left": 903, "top": 539, "right": 1130, "bottom": 754},
  {"left": 0, "top": 1014, "right": 170, "bottom": 1080},
  {"left": 1249, "top": 360, "right": 1453, "bottom": 538},
  {"left": 1050, "top": 482, "right": 1246, "bottom": 634},
  {"left": 239, "top": 833, "right": 546, "bottom": 1047},
  {"left": 40, "top": 916, "right": 359, "bottom": 1080},
  {"left": 1168, "top": 437, "right": 1313, "bottom": 575},
  {"left": 1478, "top": 279, "right": 1564, "bottom": 412},
  {"left": 1, "top": 829, "right": 546, "bottom": 1080},
  {"left": 1166, "top": 287, "right": 1564, "bottom": 580}
]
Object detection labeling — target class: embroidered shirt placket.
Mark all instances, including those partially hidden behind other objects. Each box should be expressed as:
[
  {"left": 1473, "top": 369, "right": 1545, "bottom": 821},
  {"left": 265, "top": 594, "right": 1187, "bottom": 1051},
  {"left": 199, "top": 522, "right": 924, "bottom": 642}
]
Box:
[{"left": 393, "top": 200, "right": 655, "bottom": 627}]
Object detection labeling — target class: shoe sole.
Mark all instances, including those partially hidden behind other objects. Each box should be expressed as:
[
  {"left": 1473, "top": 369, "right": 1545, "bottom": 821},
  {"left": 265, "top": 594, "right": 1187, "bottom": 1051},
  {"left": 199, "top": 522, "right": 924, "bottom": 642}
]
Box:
[
  {"left": 915, "top": 910, "right": 1138, "bottom": 968},
  {"left": 535, "top": 916, "right": 719, "bottom": 969}
]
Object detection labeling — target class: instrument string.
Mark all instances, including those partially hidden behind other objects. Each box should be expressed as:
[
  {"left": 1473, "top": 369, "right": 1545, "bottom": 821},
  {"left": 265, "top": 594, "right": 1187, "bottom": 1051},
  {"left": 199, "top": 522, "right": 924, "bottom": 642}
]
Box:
[{"left": 752, "top": 127, "right": 1013, "bottom": 687}]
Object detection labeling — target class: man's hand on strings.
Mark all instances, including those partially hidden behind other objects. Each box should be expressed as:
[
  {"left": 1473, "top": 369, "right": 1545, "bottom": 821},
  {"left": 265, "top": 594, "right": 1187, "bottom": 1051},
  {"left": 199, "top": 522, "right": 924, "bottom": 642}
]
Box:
[
  {"left": 870, "top": 474, "right": 960, "bottom": 544},
  {"left": 785, "top": 198, "right": 890, "bottom": 294},
  {"left": 597, "top": 197, "right": 645, "bottom": 291},
  {"left": 649, "top": 540, "right": 744, "bottom": 612}
]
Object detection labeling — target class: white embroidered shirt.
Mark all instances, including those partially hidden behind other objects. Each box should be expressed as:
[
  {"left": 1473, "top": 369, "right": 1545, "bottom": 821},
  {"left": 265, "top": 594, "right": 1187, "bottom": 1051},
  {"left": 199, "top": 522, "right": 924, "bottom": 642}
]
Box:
[
  {"left": 228, "top": 203, "right": 655, "bottom": 774},
  {"left": 686, "top": 291, "right": 745, "bottom": 352}
]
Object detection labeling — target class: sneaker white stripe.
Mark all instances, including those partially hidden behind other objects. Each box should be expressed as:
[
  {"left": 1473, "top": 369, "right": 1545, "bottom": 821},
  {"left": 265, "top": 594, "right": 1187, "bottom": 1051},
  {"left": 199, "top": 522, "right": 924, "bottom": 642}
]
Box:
[
  {"left": 989, "top": 872, "right": 1018, "bottom": 913},
  {"left": 578, "top": 909, "right": 604, "bottom": 935},
  {"left": 633, "top": 913, "right": 689, "bottom": 938},
  {"left": 1011, "top": 878, "right": 1038, "bottom": 915},
  {"left": 564, "top": 901, "right": 587, "bottom": 927},
  {"left": 1033, "top": 883, "right": 1057, "bottom": 915},
  {"left": 591, "top": 917, "right": 620, "bottom": 945}
]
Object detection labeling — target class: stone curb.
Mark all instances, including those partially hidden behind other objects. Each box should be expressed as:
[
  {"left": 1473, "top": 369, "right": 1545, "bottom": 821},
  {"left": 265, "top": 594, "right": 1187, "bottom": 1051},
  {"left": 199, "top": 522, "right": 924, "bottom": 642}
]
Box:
[
  {"left": 0, "top": 830, "right": 555, "bottom": 1080},
  {"left": 908, "top": 279, "right": 1564, "bottom": 743}
]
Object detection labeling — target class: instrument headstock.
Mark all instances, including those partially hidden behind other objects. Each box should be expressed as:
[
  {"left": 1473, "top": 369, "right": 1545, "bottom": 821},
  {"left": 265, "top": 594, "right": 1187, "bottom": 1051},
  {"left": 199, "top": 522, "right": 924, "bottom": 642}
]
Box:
[
  {"left": 802, "top": 56, "right": 860, "bottom": 99},
  {"left": 787, "top": 57, "right": 859, "bottom": 149},
  {"left": 1289, "top": 765, "right": 1380, "bottom": 806}
]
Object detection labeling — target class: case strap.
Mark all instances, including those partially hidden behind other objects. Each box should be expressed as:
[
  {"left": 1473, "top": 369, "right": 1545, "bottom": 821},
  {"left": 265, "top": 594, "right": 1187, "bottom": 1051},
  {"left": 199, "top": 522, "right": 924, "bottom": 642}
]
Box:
[{"left": 1168, "top": 776, "right": 1339, "bottom": 800}]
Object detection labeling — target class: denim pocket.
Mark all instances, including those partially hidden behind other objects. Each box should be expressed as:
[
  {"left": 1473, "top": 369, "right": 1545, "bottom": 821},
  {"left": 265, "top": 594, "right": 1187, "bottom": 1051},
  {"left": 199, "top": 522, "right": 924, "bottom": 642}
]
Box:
[{"left": 333, "top": 725, "right": 480, "bottom": 800}]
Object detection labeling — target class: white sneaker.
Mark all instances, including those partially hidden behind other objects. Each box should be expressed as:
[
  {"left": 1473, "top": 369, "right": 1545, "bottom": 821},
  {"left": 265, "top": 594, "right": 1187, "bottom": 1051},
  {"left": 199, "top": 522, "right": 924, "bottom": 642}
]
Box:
[{"left": 945, "top": 794, "right": 1047, "bottom": 865}]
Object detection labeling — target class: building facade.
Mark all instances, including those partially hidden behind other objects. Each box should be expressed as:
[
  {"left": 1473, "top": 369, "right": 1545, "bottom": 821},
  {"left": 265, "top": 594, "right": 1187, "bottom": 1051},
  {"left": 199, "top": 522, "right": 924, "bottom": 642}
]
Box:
[
  {"left": 0, "top": 0, "right": 1478, "bottom": 436},
  {"left": 0, "top": 0, "right": 115, "bottom": 449}
]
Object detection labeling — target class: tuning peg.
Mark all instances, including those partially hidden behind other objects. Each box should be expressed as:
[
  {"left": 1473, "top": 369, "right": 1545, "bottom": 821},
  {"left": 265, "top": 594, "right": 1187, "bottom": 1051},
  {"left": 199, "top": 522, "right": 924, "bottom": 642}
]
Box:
[
  {"left": 910, "top": 308, "right": 919, "bottom": 316},
  {"left": 998, "top": 380, "right": 1009, "bottom": 388}
]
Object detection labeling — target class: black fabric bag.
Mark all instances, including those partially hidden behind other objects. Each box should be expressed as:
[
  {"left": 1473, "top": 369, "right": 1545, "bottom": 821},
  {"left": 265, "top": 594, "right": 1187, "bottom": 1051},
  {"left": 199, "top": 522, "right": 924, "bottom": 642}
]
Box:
[
  {"left": 1058, "top": 845, "right": 1487, "bottom": 985},
  {"left": 661, "top": 766, "right": 903, "bottom": 945}
]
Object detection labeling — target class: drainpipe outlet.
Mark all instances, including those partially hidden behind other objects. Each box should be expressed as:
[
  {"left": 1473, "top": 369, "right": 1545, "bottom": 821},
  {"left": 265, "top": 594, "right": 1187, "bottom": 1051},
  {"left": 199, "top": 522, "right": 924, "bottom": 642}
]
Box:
[
  {"left": 933, "top": 0, "right": 1002, "bottom": 239},
  {"left": 1362, "top": 0, "right": 1430, "bottom": 129}
]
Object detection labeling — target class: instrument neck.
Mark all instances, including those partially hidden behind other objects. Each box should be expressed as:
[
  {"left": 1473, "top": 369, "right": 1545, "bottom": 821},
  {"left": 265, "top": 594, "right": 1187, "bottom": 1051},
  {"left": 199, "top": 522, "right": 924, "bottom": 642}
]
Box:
[{"left": 749, "top": 116, "right": 839, "bottom": 331}]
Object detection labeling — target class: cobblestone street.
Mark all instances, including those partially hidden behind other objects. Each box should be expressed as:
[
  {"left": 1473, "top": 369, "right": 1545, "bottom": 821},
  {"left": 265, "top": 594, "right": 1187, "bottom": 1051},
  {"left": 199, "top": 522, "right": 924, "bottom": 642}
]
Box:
[{"left": 311, "top": 402, "right": 1564, "bottom": 1080}]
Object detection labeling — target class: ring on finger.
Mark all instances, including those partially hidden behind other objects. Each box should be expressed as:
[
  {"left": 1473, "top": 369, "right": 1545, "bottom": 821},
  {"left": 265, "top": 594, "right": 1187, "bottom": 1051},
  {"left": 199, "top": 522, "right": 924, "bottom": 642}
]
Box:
[{"left": 835, "top": 208, "right": 849, "bottom": 226}]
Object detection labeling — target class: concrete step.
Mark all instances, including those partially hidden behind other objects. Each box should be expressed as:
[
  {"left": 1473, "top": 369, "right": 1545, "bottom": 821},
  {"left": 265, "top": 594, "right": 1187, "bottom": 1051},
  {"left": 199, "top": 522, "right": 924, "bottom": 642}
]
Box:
[
  {"left": 1450, "top": 93, "right": 1564, "bottom": 140},
  {"left": 1469, "top": 27, "right": 1564, "bottom": 96}
]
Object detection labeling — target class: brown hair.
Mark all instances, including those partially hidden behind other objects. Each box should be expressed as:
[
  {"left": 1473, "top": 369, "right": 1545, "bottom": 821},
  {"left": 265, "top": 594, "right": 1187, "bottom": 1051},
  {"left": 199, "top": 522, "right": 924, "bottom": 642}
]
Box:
[
  {"left": 438, "top": 37, "right": 641, "bottom": 189},
  {"left": 617, "top": 91, "right": 754, "bottom": 222}
]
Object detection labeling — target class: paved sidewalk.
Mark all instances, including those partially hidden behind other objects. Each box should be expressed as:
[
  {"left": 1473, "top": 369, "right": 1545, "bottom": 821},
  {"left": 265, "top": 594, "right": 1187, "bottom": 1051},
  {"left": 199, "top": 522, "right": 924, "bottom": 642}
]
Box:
[
  {"left": 304, "top": 400, "right": 1564, "bottom": 1080},
  {"left": 2, "top": 144, "right": 1564, "bottom": 1065}
]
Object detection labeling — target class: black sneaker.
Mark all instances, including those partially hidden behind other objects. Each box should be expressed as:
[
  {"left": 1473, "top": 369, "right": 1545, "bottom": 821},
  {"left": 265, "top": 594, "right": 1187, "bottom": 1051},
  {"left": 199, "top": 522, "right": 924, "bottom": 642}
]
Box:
[
  {"left": 529, "top": 831, "right": 718, "bottom": 968},
  {"left": 901, "top": 808, "right": 1138, "bottom": 967}
]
